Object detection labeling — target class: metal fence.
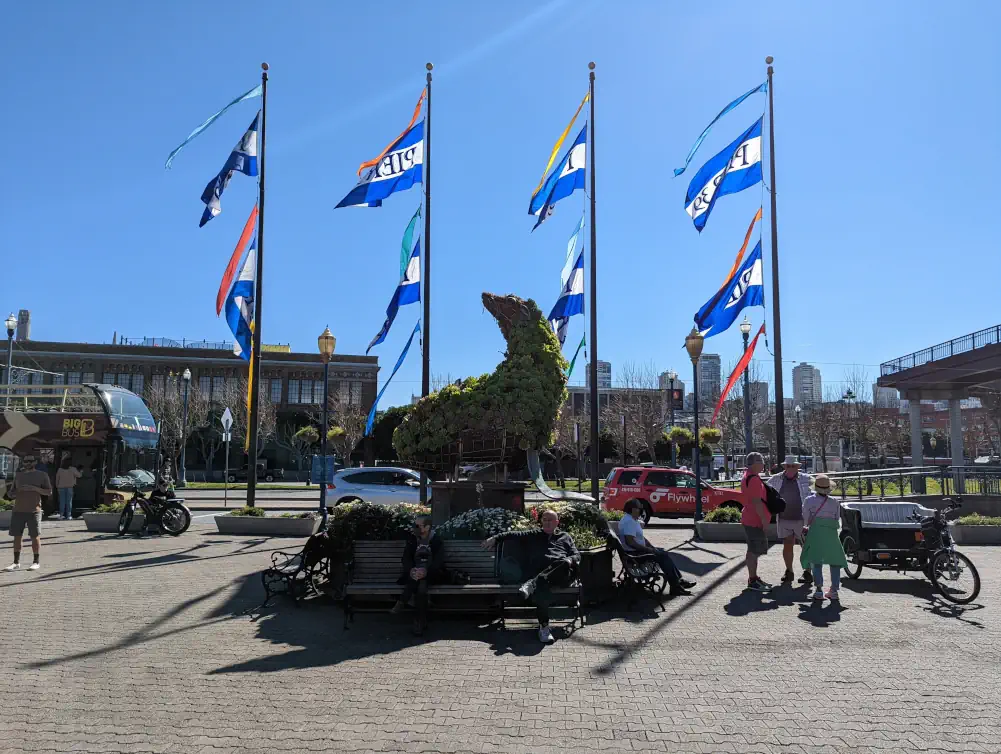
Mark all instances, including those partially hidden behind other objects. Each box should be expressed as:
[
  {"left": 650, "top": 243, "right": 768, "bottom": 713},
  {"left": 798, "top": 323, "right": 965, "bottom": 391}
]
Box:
[{"left": 881, "top": 324, "right": 1001, "bottom": 376}]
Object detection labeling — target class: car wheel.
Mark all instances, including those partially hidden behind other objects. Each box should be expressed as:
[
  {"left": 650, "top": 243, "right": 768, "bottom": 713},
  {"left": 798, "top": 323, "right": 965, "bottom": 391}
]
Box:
[
  {"left": 227, "top": 475, "right": 236, "bottom": 483},
  {"left": 264, "top": 474, "right": 274, "bottom": 482}
]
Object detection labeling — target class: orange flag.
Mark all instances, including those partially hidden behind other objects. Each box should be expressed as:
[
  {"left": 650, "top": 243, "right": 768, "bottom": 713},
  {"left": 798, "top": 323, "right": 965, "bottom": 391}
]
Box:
[
  {"left": 711, "top": 324, "right": 766, "bottom": 426},
  {"left": 216, "top": 204, "right": 258, "bottom": 315}
]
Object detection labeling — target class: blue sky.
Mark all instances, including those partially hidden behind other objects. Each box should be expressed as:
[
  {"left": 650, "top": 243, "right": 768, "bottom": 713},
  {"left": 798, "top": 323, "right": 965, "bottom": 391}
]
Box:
[{"left": 2, "top": 2, "right": 999, "bottom": 410}]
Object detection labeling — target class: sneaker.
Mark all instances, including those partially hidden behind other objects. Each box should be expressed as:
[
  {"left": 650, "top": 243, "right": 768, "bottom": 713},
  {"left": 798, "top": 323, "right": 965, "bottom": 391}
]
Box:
[
  {"left": 679, "top": 578, "right": 697, "bottom": 589},
  {"left": 538, "top": 625, "right": 555, "bottom": 644},
  {"left": 3, "top": 563, "right": 19, "bottom": 572},
  {"left": 518, "top": 579, "right": 537, "bottom": 601},
  {"left": 27, "top": 563, "right": 39, "bottom": 571},
  {"left": 826, "top": 589, "right": 839, "bottom": 601},
  {"left": 812, "top": 588, "right": 824, "bottom": 601},
  {"left": 799, "top": 570, "right": 814, "bottom": 585},
  {"left": 780, "top": 570, "right": 795, "bottom": 584},
  {"left": 746, "top": 578, "right": 772, "bottom": 592},
  {"left": 389, "top": 601, "right": 405, "bottom": 615}
]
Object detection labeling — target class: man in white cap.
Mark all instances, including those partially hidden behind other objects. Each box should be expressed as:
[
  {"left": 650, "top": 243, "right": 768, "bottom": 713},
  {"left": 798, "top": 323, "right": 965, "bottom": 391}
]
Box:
[{"left": 767, "top": 455, "right": 813, "bottom": 585}]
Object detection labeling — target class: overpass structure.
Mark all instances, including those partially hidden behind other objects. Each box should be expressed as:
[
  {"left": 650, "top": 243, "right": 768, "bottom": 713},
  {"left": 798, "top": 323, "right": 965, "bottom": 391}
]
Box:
[{"left": 879, "top": 324, "right": 1001, "bottom": 489}]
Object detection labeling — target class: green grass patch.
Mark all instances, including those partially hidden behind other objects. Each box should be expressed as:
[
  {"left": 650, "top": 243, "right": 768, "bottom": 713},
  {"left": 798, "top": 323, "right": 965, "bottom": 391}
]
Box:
[{"left": 185, "top": 482, "right": 306, "bottom": 491}]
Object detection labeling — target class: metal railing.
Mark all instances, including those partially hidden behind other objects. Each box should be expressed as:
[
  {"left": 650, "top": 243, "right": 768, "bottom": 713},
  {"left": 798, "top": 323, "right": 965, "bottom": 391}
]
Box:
[
  {"left": 118, "top": 337, "right": 233, "bottom": 350},
  {"left": 0, "top": 384, "right": 104, "bottom": 413},
  {"left": 881, "top": 324, "right": 1001, "bottom": 376}
]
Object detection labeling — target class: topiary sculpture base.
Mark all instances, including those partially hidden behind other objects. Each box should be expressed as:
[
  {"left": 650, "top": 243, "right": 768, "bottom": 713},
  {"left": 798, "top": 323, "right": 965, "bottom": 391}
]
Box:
[{"left": 430, "top": 480, "right": 528, "bottom": 526}]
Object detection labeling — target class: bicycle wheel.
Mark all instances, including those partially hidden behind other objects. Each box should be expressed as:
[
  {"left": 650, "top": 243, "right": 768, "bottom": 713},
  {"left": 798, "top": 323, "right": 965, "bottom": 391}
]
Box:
[
  {"left": 931, "top": 550, "right": 981, "bottom": 605},
  {"left": 117, "top": 505, "right": 134, "bottom": 536},
  {"left": 840, "top": 534, "right": 864, "bottom": 579},
  {"left": 159, "top": 502, "right": 191, "bottom": 536}
]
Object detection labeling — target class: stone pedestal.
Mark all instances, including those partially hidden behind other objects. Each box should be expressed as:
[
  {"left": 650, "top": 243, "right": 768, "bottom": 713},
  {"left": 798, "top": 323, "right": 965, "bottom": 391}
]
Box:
[{"left": 430, "top": 481, "right": 528, "bottom": 526}]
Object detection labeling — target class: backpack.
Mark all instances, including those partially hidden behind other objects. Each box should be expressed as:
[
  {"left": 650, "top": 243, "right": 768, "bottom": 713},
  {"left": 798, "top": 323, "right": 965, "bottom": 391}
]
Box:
[{"left": 764, "top": 483, "right": 786, "bottom": 515}]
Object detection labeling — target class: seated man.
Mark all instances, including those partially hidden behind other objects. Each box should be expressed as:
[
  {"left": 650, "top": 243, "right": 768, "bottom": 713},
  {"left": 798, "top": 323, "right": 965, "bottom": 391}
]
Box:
[
  {"left": 391, "top": 515, "right": 446, "bottom": 636},
  {"left": 482, "top": 510, "right": 579, "bottom": 645},
  {"left": 618, "top": 500, "right": 696, "bottom": 597}
]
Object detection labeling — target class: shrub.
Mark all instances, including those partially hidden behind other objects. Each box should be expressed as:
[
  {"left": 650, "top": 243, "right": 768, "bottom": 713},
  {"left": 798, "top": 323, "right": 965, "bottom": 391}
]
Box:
[
  {"left": 227, "top": 506, "right": 266, "bottom": 517},
  {"left": 704, "top": 506, "right": 741, "bottom": 523},
  {"left": 601, "top": 508, "right": 625, "bottom": 521},
  {"left": 94, "top": 501, "right": 126, "bottom": 514},
  {"left": 326, "top": 502, "right": 430, "bottom": 550},
  {"left": 278, "top": 512, "right": 318, "bottom": 519},
  {"left": 955, "top": 513, "right": 1001, "bottom": 526},
  {"left": 435, "top": 507, "right": 533, "bottom": 540},
  {"left": 527, "top": 501, "right": 609, "bottom": 535},
  {"left": 0, "top": 499, "right": 14, "bottom": 512}
]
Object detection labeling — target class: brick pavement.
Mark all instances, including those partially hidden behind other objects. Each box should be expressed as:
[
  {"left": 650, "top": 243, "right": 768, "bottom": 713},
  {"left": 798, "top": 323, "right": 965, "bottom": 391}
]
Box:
[{"left": 1, "top": 520, "right": 998, "bottom": 754}]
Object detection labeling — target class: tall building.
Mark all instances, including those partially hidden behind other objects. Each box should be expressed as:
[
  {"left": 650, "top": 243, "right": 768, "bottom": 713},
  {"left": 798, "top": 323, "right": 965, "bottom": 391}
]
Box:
[
  {"left": 748, "top": 381, "right": 769, "bottom": 413},
  {"left": 658, "top": 371, "right": 685, "bottom": 396},
  {"left": 586, "top": 360, "right": 612, "bottom": 389},
  {"left": 792, "top": 362, "right": 822, "bottom": 406},
  {"left": 15, "top": 309, "right": 30, "bottom": 341},
  {"left": 873, "top": 384, "right": 899, "bottom": 409},
  {"left": 698, "top": 354, "right": 721, "bottom": 403}
]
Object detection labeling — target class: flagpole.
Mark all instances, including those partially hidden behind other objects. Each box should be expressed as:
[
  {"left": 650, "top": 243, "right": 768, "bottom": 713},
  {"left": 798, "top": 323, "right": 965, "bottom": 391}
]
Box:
[
  {"left": 765, "top": 56, "right": 786, "bottom": 463},
  {"left": 420, "top": 62, "right": 432, "bottom": 506},
  {"left": 587, "top": 62, "right": 599, "bottom": 504},
  {"left": 247, "top": 62, "right": 268, "bottom": 509}
]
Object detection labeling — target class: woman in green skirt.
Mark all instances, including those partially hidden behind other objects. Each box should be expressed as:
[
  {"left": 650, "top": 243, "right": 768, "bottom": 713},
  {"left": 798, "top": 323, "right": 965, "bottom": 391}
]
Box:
[{"left": 800, "top": 475, "right": 848, "bottom": 601}]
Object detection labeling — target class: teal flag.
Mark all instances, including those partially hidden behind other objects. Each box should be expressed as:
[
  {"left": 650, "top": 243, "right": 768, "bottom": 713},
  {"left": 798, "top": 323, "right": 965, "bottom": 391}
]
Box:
[
  {"left": 566, "top": 336, "right": 586, "bottom": 378},
  {"left": 165, "top": 83, "right": 264, "bottom": 169},
  {"left": 400, "top": 206, "right": 421, "bottom": 276}
]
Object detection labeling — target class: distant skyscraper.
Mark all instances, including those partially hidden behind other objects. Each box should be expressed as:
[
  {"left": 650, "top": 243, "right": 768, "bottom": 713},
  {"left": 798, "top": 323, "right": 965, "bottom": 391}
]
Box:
[
  {"left": 748, "top": 381, "right": 769, "bottom": 413},
  {"left": 792, "top": 362, "right": 822, "bottom": 406},
  {"left": 873, "top": 384, "right": 899, "bottom": 409},
  {"left": 698, "top": 354, "right": 722, "bottom": 403},
  {"left": 658, "top": 371, "right": 685, "bottom": 396},
  {"left": 15, "top": 309, "right": 30, "bottom": 342},
  {"left": 586, "top": 360, "right": 612, "bottom": 389}
]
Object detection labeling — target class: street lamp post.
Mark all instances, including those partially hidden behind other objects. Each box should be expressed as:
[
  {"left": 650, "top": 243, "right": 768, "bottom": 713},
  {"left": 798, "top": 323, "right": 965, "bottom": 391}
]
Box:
[
  {"left": 794, "top": 405, "right": 802, "bottom": 463},
  {"left": 667, "top": 369, "right": 678, "bottom": 467},
  {"left": 4, "top": 314, "right": 15, "bottom": 411},
  {"left": 685, "top": 327, "right": 705, "bottom": 530},
  {"left": 620, "top": 414, "right": 626, "bottom": 466},
  {"left": 179, "top": 368, "right": 191, "bottom": 488},
  {"left": 739, "top": 316, "right": 753, "bottom": 456},
  {"left": 317, "top": 327, "right": 336, "bottom": 531}
]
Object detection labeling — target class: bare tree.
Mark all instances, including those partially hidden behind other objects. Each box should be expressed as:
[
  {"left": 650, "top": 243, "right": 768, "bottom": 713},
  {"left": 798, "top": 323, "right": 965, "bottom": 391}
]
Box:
[
  {"left": 145, "top": 382, "right": 209, "bottom": 477},
  {"left": 220, "top": 378, "right": 277, "bottom": 460},
  {"left": 274, "top": 422, "right": 318, "bottom": 472},
  {"left": 600, "top": 362, "right": 667, "bottom": 464},
  {"left": 326, "top": 402, "right": 368, "bottom": 462},
  {"left": 801, "top": 388, "right": 845, "bottom": 472}
]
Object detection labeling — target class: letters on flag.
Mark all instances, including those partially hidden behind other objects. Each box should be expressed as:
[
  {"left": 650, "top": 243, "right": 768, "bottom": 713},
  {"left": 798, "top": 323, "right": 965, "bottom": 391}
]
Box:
[
  {"left": 200, "top": 112, "right": 260, "bottom": 227},
  {"left": 165, "top": 83, "right": 263, "bottom": 170},
  {"left": 366, "top": 321, "right": 421, "bottom": 436},
  {"left": 684, "top": 117, "right": 762, "bottom": 232},
  {"left": 673, "top": 81, "right": 766, "bottom": 177},
  {"left": 225, "top": 237, "right": 256, "bottom": 360},
  {"left": 530, "top": 125, "right": 586, "bottom": 230},
  {"left": 367, "top": 240, "right": 421, "bottom": 353},
  {"left": 711, "top": 324, "right": 765, "bottom": 426},
  {"left": 335, "top": 121, "right": 424, "bottom": 208},
  {"left": 548, "top": 249, "right": 584, "bottom": 342},
  {"left": 695, "top": 241, "right": 764, "bottom": 338},
  {"left": 216, "top": 204, "right": 258, "bottom": 315}
]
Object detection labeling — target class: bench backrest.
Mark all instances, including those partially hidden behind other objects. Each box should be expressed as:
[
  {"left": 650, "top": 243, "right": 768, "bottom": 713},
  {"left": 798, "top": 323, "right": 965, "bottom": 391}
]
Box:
[
  {"left": 842, "top": 502, "right": 935, "bottom": 529},
  {"left": 351, "top": 539, "right": 498, "bottom": 584}
]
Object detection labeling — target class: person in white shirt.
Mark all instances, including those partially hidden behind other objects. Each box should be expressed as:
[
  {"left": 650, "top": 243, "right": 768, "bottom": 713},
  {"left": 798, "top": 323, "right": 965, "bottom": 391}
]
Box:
[
  {"left": 55, "top": 458, "right": 82, "bottom": 520},
  {"left": 617, "top": 500, "right": 695, "bottom": 597}
]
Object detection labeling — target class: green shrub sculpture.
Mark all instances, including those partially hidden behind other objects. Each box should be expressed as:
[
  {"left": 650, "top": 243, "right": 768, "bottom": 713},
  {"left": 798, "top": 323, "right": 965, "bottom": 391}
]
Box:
[{"left": 394, "top": 293, "right": 568, "bottom": 461}]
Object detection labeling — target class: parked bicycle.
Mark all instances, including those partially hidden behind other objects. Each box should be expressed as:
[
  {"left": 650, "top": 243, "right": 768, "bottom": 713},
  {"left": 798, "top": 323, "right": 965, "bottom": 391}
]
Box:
[
  {"left": 117, "top": 476, "right": 191, "bottom": 537},
  {"left": 841, "top": 498, "right": 980, "bottom": 604}
]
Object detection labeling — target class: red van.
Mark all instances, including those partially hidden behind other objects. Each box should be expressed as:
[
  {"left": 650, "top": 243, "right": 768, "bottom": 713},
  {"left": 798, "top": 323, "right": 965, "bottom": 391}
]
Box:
[{"left": 602, "top": 466, "right": 744, "bottom": 523}]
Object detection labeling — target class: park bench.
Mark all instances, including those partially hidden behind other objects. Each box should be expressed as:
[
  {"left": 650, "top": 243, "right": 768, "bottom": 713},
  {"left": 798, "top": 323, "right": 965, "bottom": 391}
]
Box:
[
  {"left": 342, "top": 539, "right": 582, "bottom": 629},
  {"left": 604, "top": 533, "right": 667, "bottom": 609},
  {"left": 261, "top": 534, "right": 334, "bottom": 606}
]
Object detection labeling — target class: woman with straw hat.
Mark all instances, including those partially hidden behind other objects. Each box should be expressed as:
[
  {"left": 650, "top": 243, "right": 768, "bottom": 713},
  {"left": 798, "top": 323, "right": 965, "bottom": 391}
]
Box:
[{"left": 800, "top": 474, "right": 848, "bottom": 601}]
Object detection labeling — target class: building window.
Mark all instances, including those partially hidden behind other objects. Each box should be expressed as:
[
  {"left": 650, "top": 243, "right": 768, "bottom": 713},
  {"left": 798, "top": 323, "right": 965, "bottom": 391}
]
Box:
[
  {"left": 82, "top": 372, "right": 95, "bottom": 384},
  {"left": 52, "top": 373, "right": 65, "bottom": 385},
  {"left": 351, "top": 381, "right": 363, "bottom": 407},
  {"left": 67, "top": 372, "right": 82, "bottom": 385},
  {"left": 132, "top": 374, "right": 144, "bottom": 394},
  {"left": 198, "top": 375, "right": 211, "bottom": 398},
  {"left": 30, "top": 372, "right": 44, "bottom": 385},
  {"left": 212, "top": 376, "right": 224, "bottom": 402},
  {"left": 117, "top": 373, "right": 131, "bottom": 391},
  {"left": 151, "top": 374, "right": 165, "bottom": 393},
  {"left": 103, "top": 372, "right": 114, "bottom": 385},
  {"left": 270, "top": 378, "right": 282, "bottom": 404},
  {"left": 288, "top": 379, "right": 300, "bottom": 404}
]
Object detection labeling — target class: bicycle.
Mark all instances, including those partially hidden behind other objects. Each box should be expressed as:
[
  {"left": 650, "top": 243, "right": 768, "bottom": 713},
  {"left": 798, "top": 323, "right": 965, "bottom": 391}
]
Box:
[{"left": 117, "top": 482, "right": 191, "bottom": 537}]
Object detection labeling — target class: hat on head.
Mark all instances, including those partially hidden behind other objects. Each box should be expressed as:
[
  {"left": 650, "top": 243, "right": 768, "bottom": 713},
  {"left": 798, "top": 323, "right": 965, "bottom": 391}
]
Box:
[
  {"left": 782, "top": 455, "right": 801, "bottom": 467},
  {"left": 814, "top": 474, "right": 831, "bottom": 491}
]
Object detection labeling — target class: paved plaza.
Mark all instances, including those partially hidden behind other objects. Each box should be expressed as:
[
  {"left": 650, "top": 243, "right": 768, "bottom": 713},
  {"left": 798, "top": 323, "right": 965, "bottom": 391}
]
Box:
[{"left": 1, "top": 521, "right": 998, "bottom": 754}]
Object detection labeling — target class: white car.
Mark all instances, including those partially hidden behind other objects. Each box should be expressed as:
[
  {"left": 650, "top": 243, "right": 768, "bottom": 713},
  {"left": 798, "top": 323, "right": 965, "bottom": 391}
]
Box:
[{"left": 328, "top": 466, "right": 430, "bottom": 506}]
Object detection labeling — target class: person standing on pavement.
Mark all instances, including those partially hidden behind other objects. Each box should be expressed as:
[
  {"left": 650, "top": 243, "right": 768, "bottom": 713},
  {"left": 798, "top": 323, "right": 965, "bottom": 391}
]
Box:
[
  {"left": 618, "top": 499, "right": 696, "bottom": 597},
  {"left": 741, "top": 452, "right": 774, "bottom": 592},
  {"left": 5, "top": 455, "right": 51, "bottom": 571},
  {"left": 767, "top": 456, "right": 814, "bottom": 586},
  {"left": 801, "top": 475, "right": 848, "bottom": 601},
  {"left": 55, "top": 457, "right": 82, "bottom": 521}
]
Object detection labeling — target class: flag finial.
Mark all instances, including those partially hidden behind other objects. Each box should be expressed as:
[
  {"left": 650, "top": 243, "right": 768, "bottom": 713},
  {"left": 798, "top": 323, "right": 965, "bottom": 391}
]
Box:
[
  {"left": 765, "top": 56, "right": 773, "bottom": 65},
  {"left": 262, "top": 62, "right": 269, "bottom": 71},
  {"left": 426, "top": 62, "right": 433, "bottom": 71}
]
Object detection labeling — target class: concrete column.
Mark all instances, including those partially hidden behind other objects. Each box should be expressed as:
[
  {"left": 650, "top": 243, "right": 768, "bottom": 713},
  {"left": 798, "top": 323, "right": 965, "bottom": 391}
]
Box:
[
  {"left": 909, "top": 400, "right": 924, "bottom": 493},
  {"left": 949, "top": 398, "right": 965, "bottom": 494}
]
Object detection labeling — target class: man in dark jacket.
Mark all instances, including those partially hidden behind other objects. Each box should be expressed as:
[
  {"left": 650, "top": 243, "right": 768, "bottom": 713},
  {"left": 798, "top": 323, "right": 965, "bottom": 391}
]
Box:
[
  {"left": 482, "top": 509, "right": 579, "bottom": 644},
  {"left": 391, "top": 515, "right": 445, "bottom": 635}
]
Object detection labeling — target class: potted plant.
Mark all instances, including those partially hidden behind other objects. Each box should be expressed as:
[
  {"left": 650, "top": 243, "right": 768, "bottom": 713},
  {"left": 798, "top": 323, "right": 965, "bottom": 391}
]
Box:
[
  {"left": 696, "top": 505, "right": 780, "bottom": 542},
  {"left": 214, "top": 506, "right": 320, "bottom": 536},
  {"left": 84, "top": 501, "right": 146, "bottom": 533},
  {"left": 951, "top": 514, "right": 1001, "bottom": 545}
]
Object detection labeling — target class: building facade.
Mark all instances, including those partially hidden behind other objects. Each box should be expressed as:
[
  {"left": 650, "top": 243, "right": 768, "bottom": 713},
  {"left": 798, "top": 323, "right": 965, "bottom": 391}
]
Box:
[
  {"left": 748, "top": 380, "right": 769, "bottom": 413},
  {"left": 698, "top": 354, "right": 722, "bottom": 403},
  {"left": 586, "top": 360, "right": 612, "bottom": 389},
  {"left": 658, "top": 371, "right": 685, "bottom": 395},
  {"left": 15, "top": 309, "right": 30, "bottom": 342},
  {"left": 792, "top": 362, "right": 822, "bottom": 406}
]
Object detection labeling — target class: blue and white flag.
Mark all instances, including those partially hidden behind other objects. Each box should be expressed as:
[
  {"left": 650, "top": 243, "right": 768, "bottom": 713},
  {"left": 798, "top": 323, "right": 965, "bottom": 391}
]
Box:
[
  {"left": 673, "top": 81, "right": 766, "bottom": 177},
  {"left": 548, "top": 249, "right": 584, "bottom": 341},
  {"left": 694, "top": 241, "right": 764, "bottom": 338},
  {"left": 336, "top": 121, "right": 424, "bottom": 208},
  {"left": 684, "top": 117, "right": 762, "bottom": 232},
  {"left": 200, "top": 113, "right": 260, "bottom": 227},
  {"left": 366, "top": 321, "right": 420, "bottom": 436},
  {"left": 561, "top": 213, "right": 584, "bottom": 287},
  {"left": 530, "top": 125, "right": 586, "bottom": 231},
  {"left": 367, "top": 240, "right": 421, "bottom": 353},
  {"left": 225, "top": 236, "right": 256, "bottom": 360}
]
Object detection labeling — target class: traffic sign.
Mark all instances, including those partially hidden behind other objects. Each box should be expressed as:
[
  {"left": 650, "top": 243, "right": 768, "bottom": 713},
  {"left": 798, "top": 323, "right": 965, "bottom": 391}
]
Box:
[{"left": 221, "top": 407, "right": 233, "bottom": 431}]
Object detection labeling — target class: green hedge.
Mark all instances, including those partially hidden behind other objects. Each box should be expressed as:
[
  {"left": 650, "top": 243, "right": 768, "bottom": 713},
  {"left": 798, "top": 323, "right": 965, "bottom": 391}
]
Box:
[
  {"left": 955, "top": 514, "right": 1001, "bottom": 526},
  {"left": 703, "top": 506, "right": 741, "bottom": 523}
]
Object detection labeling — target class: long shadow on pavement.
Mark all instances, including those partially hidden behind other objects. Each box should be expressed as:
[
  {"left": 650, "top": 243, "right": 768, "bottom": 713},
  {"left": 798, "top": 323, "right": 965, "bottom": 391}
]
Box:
[{"left": 841, "top": 574, "right": 986, "bottom": 629}]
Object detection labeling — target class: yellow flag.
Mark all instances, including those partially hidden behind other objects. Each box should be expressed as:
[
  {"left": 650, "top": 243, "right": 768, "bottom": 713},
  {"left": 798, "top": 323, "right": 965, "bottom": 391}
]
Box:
[{"left": 530, "top": 92, "right": 590, "bottom": 201}]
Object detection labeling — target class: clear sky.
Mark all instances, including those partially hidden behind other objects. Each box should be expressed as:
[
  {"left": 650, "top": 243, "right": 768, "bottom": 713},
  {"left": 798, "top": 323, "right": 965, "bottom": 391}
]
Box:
[{"left": 2, "top": 1, "right": 999, "bottom": 410}]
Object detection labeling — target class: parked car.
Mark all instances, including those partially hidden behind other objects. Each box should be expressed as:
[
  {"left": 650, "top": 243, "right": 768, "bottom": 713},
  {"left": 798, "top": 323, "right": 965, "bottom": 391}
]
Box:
[
  {"left": 328, "top": 466, "right": 430, "bottom": 506},
  {"left": 227, "top": 463, "right": 285, "bottom": 483},
  {"left": 601, "top": 465, "right": 745, "bottom": 524}
]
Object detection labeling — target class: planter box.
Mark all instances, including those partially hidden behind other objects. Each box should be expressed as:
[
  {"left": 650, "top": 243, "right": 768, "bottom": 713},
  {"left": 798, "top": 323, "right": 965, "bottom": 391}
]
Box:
[
  {"left": 696, "top": 521, "right": 780, "bottom": 543},
  {"left": 578, "top": 546, "right": 614, "bottom": 605},
  {"left": 430, "top": 481, "right": 528, "bottom": 526},
  {"left": 214, "top": 515, "right": 320, "bottom": 537},
  {"left": 0, "top": 510, "right": 11, "bottom": 528},
  {"left": 84, "top": 512, "right": 145, "bottom": 533},
  {"left": 951, "top": 525, "right": 1001, "bottom": 546}
]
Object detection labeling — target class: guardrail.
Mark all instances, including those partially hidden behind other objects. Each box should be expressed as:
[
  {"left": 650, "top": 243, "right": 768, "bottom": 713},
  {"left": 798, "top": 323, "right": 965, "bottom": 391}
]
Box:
[{"left": 880, "top": 324, "right": 1001, "bottom": 376}]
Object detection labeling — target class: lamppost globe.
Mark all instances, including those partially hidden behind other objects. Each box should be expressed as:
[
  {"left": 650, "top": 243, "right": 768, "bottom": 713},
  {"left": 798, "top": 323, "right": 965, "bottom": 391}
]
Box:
[
  {"left": 182, "top": 368, "right": 191, "bottom": 382},
  {"left": 4, "top": 313, "right": 15, "bottom": 338},
  {"left": 795, "top": 405, "right": 801, "bottom": 415},
  {"left": 684, "top": 327, "right": 704, "bottom": 363},
  {"left": 739, "top": 316, "right": 752, "bottom": 337},
  {"left": 666, "top": 369, "right": 677, "bottom": 382},
  {"left": 318, "top": 326, "right": 336, "bottom": 363}
]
